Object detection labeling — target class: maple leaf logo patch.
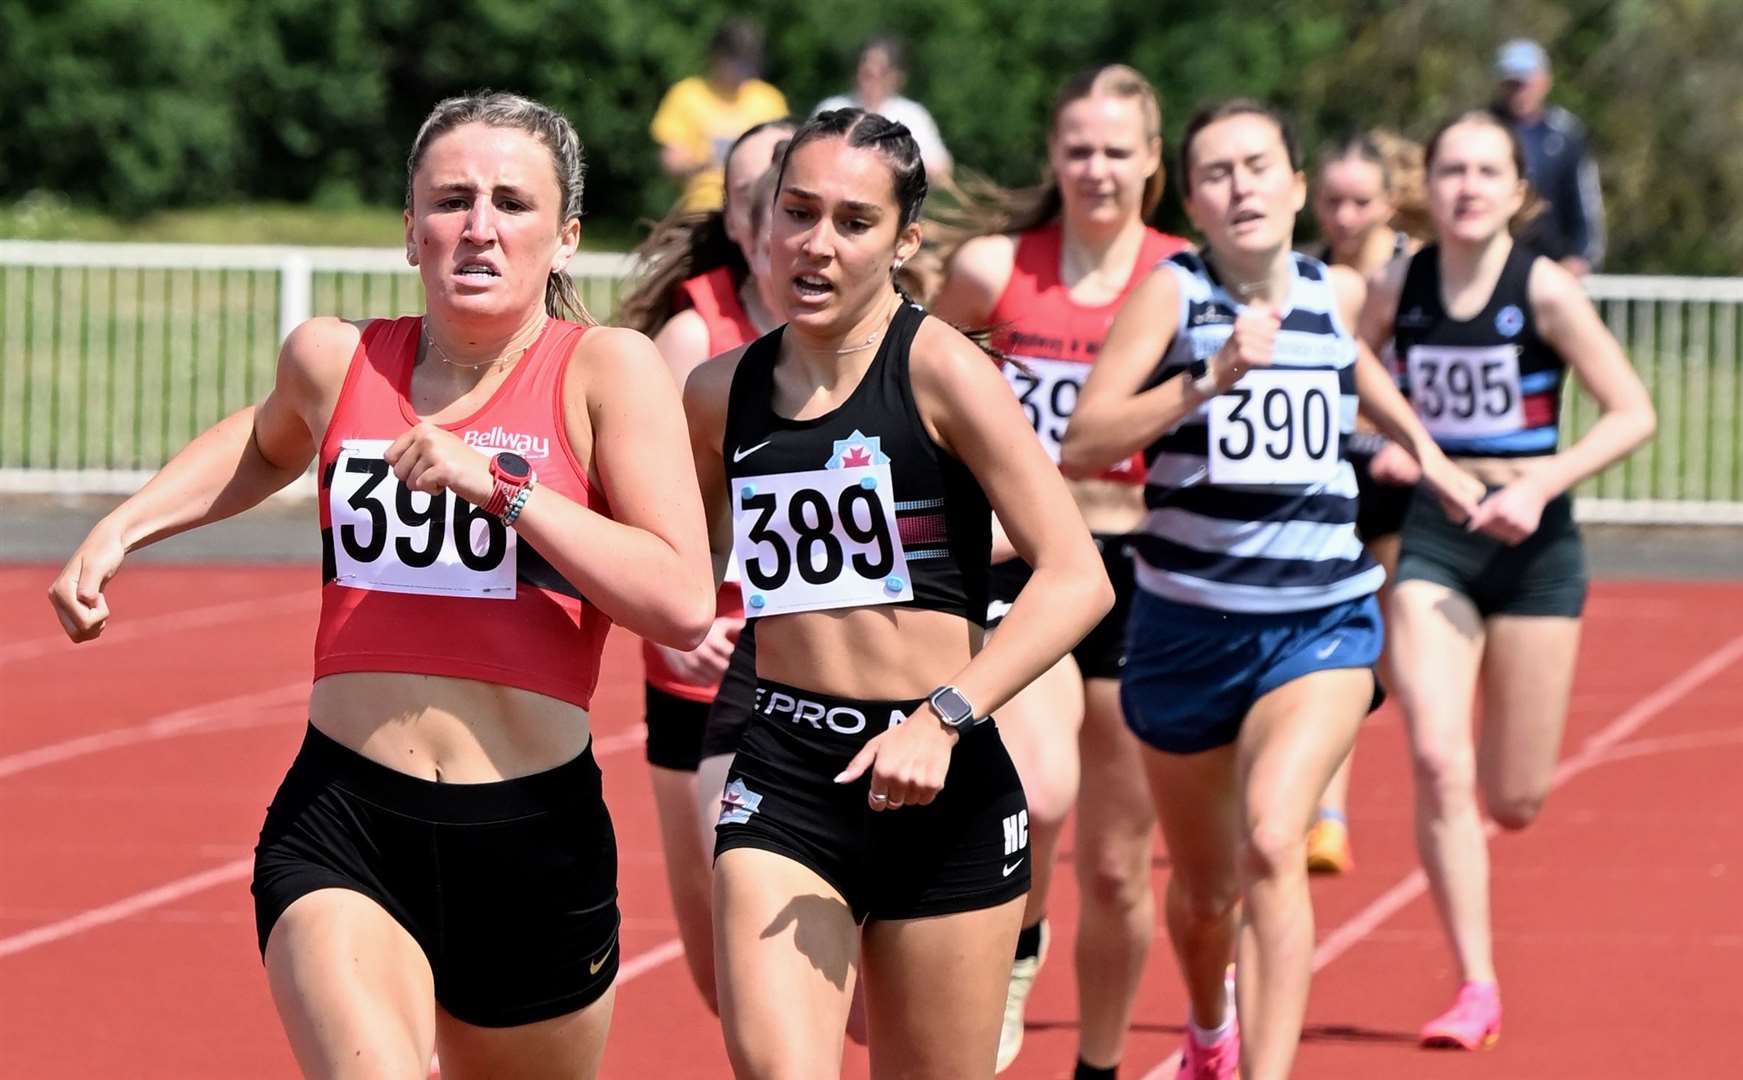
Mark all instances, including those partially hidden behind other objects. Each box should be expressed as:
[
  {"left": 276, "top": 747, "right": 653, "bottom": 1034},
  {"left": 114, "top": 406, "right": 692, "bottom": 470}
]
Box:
[{"left": 826, "top": 430, "right": 890, "bottom": 469}]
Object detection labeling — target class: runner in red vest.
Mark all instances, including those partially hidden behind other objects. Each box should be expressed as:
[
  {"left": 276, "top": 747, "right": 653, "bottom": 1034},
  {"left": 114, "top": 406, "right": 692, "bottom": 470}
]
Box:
[
  {"left": 48, "top": 93, "right": 713, "bottom": 1078},
  {"left": 616, "top": 116, "right": 794, "bottom": 1012},
  {"left": 931, "top": 64, "right": 1188, "bottom": 1076}
]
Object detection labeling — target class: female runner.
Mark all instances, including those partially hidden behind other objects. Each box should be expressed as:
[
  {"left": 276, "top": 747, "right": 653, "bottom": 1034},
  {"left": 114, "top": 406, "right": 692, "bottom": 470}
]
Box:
[
  {"left": 1362, "top": 109, "right": 1654, "bottom": 1051},
  {"left": 615, "top": 116, "right": 794, "bottom": 1011},
  {"left": 686, "top": 107, "right": 1112, "bottom": 1078},
  {"left": 1303, "top": 129, "right": 1430, "bottom": 873},
  {"left": 48, "top": 92, "right": 714, "bottom": 1079},
  {"left": 1061, "top": 99, "right": 1483, "bottom": 1080},
  {"left": 931, "top": 63, "right": 1188, "bottom": 1077}
]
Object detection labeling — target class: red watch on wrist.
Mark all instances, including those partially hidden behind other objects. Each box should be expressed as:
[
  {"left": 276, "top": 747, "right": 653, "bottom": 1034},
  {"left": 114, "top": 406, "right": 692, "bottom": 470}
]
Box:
[{"left": 484, "top": 452, "right": 534, "bottom": 518}]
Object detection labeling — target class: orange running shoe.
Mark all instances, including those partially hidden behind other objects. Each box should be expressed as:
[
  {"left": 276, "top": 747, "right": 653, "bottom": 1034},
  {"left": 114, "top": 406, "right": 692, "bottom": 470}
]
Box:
[{"left": 1306, "top": 812, "right": 1353, "bottom": 874}]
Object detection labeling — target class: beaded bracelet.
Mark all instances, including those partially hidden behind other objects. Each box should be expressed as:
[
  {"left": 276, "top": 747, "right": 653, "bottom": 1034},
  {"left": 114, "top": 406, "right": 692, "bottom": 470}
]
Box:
[{"left": 501, "top": 476, "right": 536, "bottom": 527}]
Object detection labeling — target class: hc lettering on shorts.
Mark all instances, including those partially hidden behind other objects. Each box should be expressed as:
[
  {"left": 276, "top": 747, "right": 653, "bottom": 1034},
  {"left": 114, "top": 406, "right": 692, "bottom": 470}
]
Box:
[
  {"left": 755, "top": 688, "right": 905, "bottom": 735},
  {"left": 718, "top": 778, "right": 764, "bottom": 826},
  {"left": 1001, "top": 810, "right": 1029, "bottom": 857}
]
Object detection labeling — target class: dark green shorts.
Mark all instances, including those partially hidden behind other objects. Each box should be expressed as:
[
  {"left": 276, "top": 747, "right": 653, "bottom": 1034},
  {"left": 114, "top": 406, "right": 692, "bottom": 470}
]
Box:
[{"left": 1394, "top": 488, "right": 1588, "bottom": 618}]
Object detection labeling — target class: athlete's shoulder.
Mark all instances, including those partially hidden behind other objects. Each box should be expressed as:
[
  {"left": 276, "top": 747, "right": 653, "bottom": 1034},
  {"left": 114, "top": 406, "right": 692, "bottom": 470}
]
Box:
[
  {"left": 1524, "top": 247, "right": 1585, "bottom": 315},
  {"left": 935, "top": 233, "right": 1018, "bottom": 326},
  {"left": 1325, "top": 262, "right": 1366, "bottom": 307},
  {"left": 1367, "top": 248, "right": 1413, "bottom": 307},
  {"left": 948, "top": 232, "right": 1018, "bottom": 288},
  {"left": 911, "top": 307, "right": 1003, "bottom": 388},
  {"left": 567, "top": 324, "right": 671, "bottom": 389},
  {"left": 685, "top": 340, "right": 751, "bottom": 413},
  {"left": 281, "top": 315, "right": 366, "bottom": 388}
]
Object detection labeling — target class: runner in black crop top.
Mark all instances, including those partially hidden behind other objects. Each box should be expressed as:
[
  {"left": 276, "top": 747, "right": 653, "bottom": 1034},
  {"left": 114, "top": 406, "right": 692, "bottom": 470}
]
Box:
[
  {"left": 684, "top": 108, "right": 1112, "bottom": 1079},
  {"left": 722, "top": 299, "right": 991, "bottom": 623}
]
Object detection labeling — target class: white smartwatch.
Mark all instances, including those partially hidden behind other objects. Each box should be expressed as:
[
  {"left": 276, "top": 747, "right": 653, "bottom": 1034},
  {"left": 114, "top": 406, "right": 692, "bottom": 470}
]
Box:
[{"left": 926, "top": 685, "right": 980, "bottom": 730}]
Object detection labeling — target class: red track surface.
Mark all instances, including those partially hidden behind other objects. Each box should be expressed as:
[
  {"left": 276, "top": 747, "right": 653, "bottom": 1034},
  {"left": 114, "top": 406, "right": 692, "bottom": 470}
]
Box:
[{"left": 2, "top": 565, "right": 1740, "bottom": 1078}]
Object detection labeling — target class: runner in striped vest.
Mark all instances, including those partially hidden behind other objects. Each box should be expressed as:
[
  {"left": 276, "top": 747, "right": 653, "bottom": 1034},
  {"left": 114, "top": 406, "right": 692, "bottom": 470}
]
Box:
[{"left": 1061, "top": 99, "right": 1483, "bottom": 1080}]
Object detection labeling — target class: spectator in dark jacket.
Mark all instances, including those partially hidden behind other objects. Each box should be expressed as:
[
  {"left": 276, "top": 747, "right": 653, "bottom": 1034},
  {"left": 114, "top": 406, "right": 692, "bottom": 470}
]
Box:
[{"left": 1493, "top": 39, "right": 1606, "bottom": 274}]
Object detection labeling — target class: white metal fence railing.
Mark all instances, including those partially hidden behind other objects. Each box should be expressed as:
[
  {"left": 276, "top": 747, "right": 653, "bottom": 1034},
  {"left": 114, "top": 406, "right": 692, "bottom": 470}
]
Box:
[{"left": 1, "top": 240, "right": 1740, "bottom": 524}]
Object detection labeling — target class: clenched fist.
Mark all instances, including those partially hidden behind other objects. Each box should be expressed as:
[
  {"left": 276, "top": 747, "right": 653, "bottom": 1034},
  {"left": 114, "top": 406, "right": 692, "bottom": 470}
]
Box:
[{"left": 1205, "top": 300, "right": 1282, "bottom": 393}]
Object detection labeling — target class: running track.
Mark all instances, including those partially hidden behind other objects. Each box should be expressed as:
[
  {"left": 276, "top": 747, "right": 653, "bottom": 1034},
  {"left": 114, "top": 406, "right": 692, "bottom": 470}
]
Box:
[{"left": 2, "top": 565, "right": 1739, "bottom": 1078}]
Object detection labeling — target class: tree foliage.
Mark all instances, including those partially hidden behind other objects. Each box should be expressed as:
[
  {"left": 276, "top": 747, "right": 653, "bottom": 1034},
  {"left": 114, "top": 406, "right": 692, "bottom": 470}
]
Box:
[{"left": 0, "top": 0, "right": 1736, "bottom": 271}]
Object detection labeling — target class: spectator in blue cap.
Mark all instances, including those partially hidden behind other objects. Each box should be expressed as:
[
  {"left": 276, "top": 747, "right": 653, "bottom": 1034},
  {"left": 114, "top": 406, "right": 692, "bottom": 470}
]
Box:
[{"left": 1492, "top": 39, "right": 1605, "bottom": 274}]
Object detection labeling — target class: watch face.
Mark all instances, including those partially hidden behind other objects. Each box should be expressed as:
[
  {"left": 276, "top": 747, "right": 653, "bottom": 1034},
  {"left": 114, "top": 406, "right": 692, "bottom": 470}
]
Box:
[
  {"left": 494, "top": 452, "right": 531, "bottom": 480},
  {"left": 931, "top": 687, "right": 974, "bottom": 725}
]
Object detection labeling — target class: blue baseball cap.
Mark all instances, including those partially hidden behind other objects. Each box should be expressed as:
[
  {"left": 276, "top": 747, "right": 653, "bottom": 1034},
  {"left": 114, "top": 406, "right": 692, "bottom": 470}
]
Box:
[{"left": 1495, "top": 39, "right": 1549, "bottom": 80}]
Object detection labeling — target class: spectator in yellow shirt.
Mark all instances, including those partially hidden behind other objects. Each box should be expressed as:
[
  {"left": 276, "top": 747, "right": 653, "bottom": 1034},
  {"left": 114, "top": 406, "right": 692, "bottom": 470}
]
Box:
[{"left": 651, "top": 20, "right": 790, "bottom": 211}]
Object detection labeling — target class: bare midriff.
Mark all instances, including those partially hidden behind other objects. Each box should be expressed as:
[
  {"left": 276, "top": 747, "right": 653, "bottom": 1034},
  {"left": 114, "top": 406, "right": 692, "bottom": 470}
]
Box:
[
  {"left": 309, "top": 672, "right": 592, "bottom": 783},
  {"left": 754, "top": 607, "right": 984, "bottom": 701}
]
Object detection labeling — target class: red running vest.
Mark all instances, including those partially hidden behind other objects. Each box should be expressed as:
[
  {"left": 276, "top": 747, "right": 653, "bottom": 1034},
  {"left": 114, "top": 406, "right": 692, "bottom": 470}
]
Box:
[
  {"left": 644, "top": 268, "right": 755, "bottom": 701},
  {"left": 988, "top": 222, "right": 1190, "bottom": 484},
  {"left": 314, "top": 316, "right": 612, "bottom": 710}
]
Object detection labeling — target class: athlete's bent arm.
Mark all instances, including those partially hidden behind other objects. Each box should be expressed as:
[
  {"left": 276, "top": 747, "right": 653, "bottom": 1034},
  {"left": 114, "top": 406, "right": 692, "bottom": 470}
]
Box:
[
  {"left": 1330, "top": 266, "right": 1485, "bottom": 519},
  {"left": 513, "top": 328, "right": 715, "bottom": 646},
  {"left": 1466, "top": 260, "right": 1655, "bottom": 541},
  {"left": 1063, "top": 265, "right": 1251, "bottom": 477},
  {"left": 48, "top": 317, "right": 353, "bottom": 642},
  {"left": 682, "top": 348, "right": 743, "bottom": 587}
]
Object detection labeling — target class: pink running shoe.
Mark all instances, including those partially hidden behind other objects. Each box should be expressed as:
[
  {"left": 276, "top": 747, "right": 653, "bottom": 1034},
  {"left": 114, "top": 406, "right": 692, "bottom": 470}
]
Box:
[
  {"left": 1420, "top": 981, "right": 1502, "bottom": 1050},
  {"left": 1177, "top": 1015, "right": 1240, "bottom": 1080}
]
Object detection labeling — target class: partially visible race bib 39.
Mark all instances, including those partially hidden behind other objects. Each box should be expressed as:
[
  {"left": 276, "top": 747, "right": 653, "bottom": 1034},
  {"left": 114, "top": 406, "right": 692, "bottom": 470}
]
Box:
[
  {"left": 1207, "top": 369, "right": 1341, "bottom": 486},
  {"left": 329, "top": 439, "right": 517, "bottom": 599},
  {"left": 1004, "top": 357, "right": 1084, "bottom": 462},
  {"left": 1406, "top": 344, "right": 1525, "bottom": 441},
  {"left": 731, "top": 464, "right": 912, "bottom": 617}
]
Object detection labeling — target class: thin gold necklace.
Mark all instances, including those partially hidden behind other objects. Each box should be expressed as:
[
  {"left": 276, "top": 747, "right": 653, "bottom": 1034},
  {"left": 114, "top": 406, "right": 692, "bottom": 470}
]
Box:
[
  {"left": 423, "top": 318, "right": 547, "bottom": 370},
  {"left": 832, "top": 296, "right": 901, "bottom": 355}
]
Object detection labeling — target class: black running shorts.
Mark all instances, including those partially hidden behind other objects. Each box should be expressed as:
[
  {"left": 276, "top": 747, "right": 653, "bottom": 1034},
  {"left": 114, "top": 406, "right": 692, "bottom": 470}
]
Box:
[
  {"left": 714, "top": 679, "right": 1031, "bottom": 923},
  {"left": 252, "top": 725, "right": 620, "bottom": 1028},
  {"left": 985, "top": 533, "right": 1137, "bottom": 680},
  {"left": 1394, "top": 487, "right": 1588, "bottom": 617}
]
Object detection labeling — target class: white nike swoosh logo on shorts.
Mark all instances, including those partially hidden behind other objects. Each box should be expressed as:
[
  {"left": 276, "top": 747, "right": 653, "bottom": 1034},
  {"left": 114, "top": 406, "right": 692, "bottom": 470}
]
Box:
[
  {"left": 1002, "top": 859, "right": 1024, "bottom": 877},
  {"left": 1316, "top": 637, "right": 1343, "bottom": 660},
  {"left": 733, "top": 440, "right": 772, "bottom": 463}
]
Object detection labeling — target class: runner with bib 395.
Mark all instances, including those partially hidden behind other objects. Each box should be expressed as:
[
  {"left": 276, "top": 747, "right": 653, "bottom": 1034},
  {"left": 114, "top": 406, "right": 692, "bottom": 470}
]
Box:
[{"left": 1360, "top": 108, "right": 1655, "bottom": 1054}]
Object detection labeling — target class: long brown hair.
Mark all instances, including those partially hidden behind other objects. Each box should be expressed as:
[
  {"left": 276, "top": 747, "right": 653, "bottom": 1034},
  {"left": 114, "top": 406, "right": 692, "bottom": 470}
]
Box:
[
  {"left": 934, "top": 64, "right": 1165, "bottom": 253},
  {"left": 406, "top": 92, "right": 593, "bottom": 324},
  {"left": 615, "top": 118, "right": 795, "bottom": 335},
  {"left": 1425, "top": 110, "right": 1546, "bottom": 237}
]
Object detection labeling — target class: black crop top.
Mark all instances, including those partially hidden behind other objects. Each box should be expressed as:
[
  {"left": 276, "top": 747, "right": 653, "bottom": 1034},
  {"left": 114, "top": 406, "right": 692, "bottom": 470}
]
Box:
[
  {"left": 722, "top": 300, "right": 991, "bottom": 622},
  {"left": 1393, "top": 242, "right": 1566, "bottom": 457}
]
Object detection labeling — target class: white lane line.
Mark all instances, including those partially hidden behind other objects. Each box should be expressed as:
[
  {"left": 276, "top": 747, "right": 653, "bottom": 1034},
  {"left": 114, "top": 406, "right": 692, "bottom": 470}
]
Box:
[
  {"left": 1139, "top": 631, "right": 1743, "bottom": 1080},
  {"left": 617, "top": 937, "right": 685, "bottom": 984},
  {"left": 1, "top": 592, "right": 310, "bottom": 665},
  {"left": 0, "top": 857, "right": 252, "bottom": 960},
  {"left": 0, "top": 683, "right": 308, "bottom": 779}
]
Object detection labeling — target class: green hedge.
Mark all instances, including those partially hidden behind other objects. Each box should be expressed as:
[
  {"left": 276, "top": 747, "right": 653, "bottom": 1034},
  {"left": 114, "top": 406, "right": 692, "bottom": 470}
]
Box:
[{"left": 2, "top": 0, "right": 1739, "bottom": 272}]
